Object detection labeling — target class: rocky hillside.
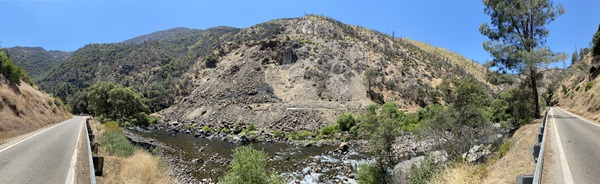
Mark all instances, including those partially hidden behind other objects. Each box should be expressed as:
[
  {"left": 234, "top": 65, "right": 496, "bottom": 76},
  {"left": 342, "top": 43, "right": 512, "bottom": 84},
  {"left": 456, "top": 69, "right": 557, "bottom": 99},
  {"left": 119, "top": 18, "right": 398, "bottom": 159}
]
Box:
[
  {"left": 4, "top": 47, "right": 71, "bottom": 81},
  {"left": 159, "top": 15, "right": 496, "bottom": 131},
  {"left": 38, "top": 27, "right": 241, "bottom": 112},
  {"left": 552, "top": 53, "right": 600, "bottom": 122}
]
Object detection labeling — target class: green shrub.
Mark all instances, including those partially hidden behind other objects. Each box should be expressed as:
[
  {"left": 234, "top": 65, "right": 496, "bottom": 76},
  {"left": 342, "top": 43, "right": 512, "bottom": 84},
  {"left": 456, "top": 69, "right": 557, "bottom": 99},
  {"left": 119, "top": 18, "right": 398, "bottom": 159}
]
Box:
[
  {"left": 409, "top": 155, "right": 437, "bottom": 184},
  {"left": 46, "top": 98, "right": 54, "bottom": 106},
  {"left": 562, "top": 84, "right": 568, "bottom": 95},
  {"left": 202, "top": 125, "right": 211, "bottom": 132},
  {"left": 101, "top": 130, "right": 134, "bottom": 157},
  {"left": 297, "top": 130, "right": 312, "bottom": 139},
  {"left": 586, "top": 82, "right": 595, "bottom": 92},
  {"left": 337, "top": 112, "right": 356, "bottom": 131},
  {"left": 272, "top": 130, "right": 282, "bottom": 138},
  {"left": 498, "top": 139, "right": 511, "bottom": 158},
  {"left": 221, "top": 127, "right": 229, "bottom": 133},
  {"left": 220, "top": 146, "right": 283, "bottom": 184},
  {"left": 356, "top": 161, "right": 384, "bottom": 184},
  {"left": 53, "top": 97, "right": 64, "bottom": 107},
  {"left": 247, "top": 123, "right": 256, "bottom": 131},
  {"left": 147, "top": 116, "right": 160, "bottom": 124},
  {"left": 321, "top": 125, "right": 338, "bottom": 135}
]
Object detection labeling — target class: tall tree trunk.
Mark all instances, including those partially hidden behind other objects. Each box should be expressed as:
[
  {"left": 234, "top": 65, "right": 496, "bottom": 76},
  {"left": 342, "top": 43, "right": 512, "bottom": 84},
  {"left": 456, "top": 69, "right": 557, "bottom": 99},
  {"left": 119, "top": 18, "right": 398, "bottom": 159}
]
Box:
[{"left": 530, "top": 68, "right": 540, "bottom": 118}]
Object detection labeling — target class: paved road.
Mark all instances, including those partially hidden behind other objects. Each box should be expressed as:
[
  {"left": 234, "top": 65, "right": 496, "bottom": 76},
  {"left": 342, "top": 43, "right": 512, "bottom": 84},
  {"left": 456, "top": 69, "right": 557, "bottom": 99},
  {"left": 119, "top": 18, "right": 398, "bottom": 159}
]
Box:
[
  {"left": 548, "top": 107, "right": 600, "bottom": 184},
  {"left": 0, "top": 116, "right": 85, "bottom": 184}
]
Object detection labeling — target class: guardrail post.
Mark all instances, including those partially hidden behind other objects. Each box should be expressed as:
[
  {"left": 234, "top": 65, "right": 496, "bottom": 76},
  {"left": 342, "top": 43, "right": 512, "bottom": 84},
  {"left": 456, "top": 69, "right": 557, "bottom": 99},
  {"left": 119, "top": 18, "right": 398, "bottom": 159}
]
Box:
[
  {"left": 93, "top": 156, "right": 104, "bottom": 176},
  {"left": 516, "top": 175, "right": 533, "bottom": 184},
  {"left": 536, "top": 133, "right": 543, "bottom": 144},
  {"left": 530, "top": 145, "right": 540, "bottom": 162}
]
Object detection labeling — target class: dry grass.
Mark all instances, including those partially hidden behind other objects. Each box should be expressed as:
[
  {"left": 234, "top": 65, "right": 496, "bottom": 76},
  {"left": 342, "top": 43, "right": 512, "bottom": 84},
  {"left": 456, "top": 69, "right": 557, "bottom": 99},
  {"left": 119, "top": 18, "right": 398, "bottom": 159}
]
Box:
[
  {"left": 430, "top": 162, "right": 484, "bottom": 184},
  {"left": 0, "top": 78, "right": 70, "bottom": 142},
  {"left": 553, "top": 53, "right": 600, "bottom": 123},
  {"left": 91, "top": 120, "right": 174, "bottom": 184},
  {"left": 431, "top": 121, "right": 539, "bottom": 184}
]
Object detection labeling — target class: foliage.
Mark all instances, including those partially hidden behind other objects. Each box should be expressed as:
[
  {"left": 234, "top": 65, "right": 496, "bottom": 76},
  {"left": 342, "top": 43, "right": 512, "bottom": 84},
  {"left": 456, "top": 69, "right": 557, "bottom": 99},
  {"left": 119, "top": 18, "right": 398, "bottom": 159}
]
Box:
[
  {"left": 202, "top": 125, "right": 211, "bottom": 132},
  {"left": 38, "top": 27, "right": 240, "bottom": 113},
  {"left": 485, "top": 71, "right": 515, "bottom": 85},
  {"left": 247, "top": 123, "right": 257, "bottom": 132},
  {"left": 321, "top": 125, "right": 338, "bottom": 135},
  {"left": 593, "top": 24, "right": 600, "bottom": 61},
  {"left": 86, "top": 81, "right": 151, "bottom": 126},
  {"left": 337, "top": 112, "right": 357, "bottom": 131},
  {"left": 572, "top": 50, "right": 579, "bottom": 65},
  {"left": 220, "top": 146, "right": 283, "bottom": 184},
  {"left": 497, "top": 139, "right": 511, "bottom": 158},
  {"left": 356, "top": 161, "right": 384, "bottom": 184},
  {"left": 586, "top": 82, "right": 595, "bottom": 92},
  {"left": 101, "top": 129, "right": 135, "bottom": 157},
  {"left": 409, "top": 155, "right": 437, "bottom": 184},
  {"left": 0, "top": 50, "right": 32, "bottom": 85},
  {"left": 296, "top": 130, "right": 312, "bottom": 139},
  {"left": 419, "top": 77, "right": 492, "bottom": 156},
  {"left": 4, "top": 47, "right": 70, "bottom": 82},
  {"left": 480, "top": 0, "right": 566, "bottom": 118},
  {"left": 357, "top": 102, "right": 401, "bottom": 183}
]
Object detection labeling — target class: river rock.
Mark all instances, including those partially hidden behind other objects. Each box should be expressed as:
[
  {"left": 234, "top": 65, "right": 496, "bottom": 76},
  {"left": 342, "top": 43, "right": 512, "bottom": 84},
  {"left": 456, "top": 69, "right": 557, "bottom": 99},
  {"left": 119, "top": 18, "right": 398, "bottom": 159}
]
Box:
[
  {"left": 394, "top": 150, "right": 448, "bottom": 184},
  {"left": 338, "top": 142, "right": 349, "bottom": 153},
  {"left": 462, "top": 144, "right": 491, "bottom": 163},
  {"left": 232, "top": 135, "right": 250, "bottom": 145}
]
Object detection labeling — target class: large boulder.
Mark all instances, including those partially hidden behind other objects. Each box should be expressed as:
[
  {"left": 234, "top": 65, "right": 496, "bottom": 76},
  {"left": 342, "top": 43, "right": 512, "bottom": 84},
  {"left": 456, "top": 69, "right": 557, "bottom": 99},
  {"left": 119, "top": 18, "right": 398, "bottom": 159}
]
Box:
[
  {"left": 232, "top": 135, "right": 250, "bottom": 145},
  {"left": 393, "top": 150, "right": 448, "bottom": 184},
  {"left": 462, "top": 144, "right": 492, "bottom": 163}
]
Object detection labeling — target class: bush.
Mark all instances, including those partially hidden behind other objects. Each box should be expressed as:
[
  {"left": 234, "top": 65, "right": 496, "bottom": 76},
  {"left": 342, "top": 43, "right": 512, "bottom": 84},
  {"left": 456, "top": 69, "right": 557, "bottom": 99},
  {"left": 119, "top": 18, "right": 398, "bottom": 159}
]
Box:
[
  {"left": 202, "top": 125, "right": 211, "bottom": 132},
  {"left": 297, "top": 130, "right": 312, "bottom": 139},
  {"left": 321, "top": 125, "right": 338, "bottom": 135},
  {"left": 409, "top": 155, "right": 437, "bottom": 184},
  {"left": 220, "top": 146, "right": 283, "bottom": 184},
  {"left": 356, "top": 161, "right": 384, "bottom": 184},
  {"left": 247, "top": 123, "right": 256, "bottom": 131},
  {"left": 497, "top": 139, "right": 511, "bottom": 158},
  {"left": 53, "top": 97, "right": 64, "bottom": 107},
  {"left": 101, "top": 129, "right": 134, "bottom": 157},
  {"left": 337, "top": 112, "right": 356, "bottom": 131},
  {"left": 586, "top": 82, "right": 595, "bottom": 92},
  {"left": 272, "top": 130, "right": 282, "bottom": 138}
]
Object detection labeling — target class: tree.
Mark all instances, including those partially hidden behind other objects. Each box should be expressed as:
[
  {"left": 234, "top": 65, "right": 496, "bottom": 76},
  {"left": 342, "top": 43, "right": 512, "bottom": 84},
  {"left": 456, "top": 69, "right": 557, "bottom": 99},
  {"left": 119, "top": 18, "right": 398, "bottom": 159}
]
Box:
[
  {"left": 593, "top": 24, "right": 600, "bottom": 61},
  {"left": 221, "top": 146, "right": 282, "bottom": 184},
  {"left": 480, "top": 0, "right": 565, "bottom": 118},
  {"left": 572, "top": 50, "right": 579, "bottom": 65},
  {"left": 87, "top": 82, "right": 118, "bottom": 117}
]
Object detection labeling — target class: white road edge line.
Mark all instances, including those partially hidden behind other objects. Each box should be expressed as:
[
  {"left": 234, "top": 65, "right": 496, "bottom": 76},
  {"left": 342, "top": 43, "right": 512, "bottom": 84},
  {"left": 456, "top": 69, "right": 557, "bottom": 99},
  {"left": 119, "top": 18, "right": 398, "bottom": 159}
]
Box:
[
  {"left": 66, "top": 118, "right": 84, "bottom": 184},
  {"left": 551, "top": 108, "right": 575, "bottom": 184},
  {"left": 0, "top": 117, "right": 74, "bottom": 153},
  {"left": 556, "top": 107, "right": 600, "bottom": 128}
]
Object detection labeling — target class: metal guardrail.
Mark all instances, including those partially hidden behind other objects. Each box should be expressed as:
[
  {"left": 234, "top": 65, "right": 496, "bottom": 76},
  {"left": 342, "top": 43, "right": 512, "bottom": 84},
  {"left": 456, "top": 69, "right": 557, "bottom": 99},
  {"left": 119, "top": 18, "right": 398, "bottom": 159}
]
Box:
[
  {"left": 85, "top": 118, "right": 97, "bottom": 184},
  {"left": 532, "top": 109, "right": 549, "bottom": 183},
  {"left": 517, "top": 109, "right": 549, "bottom": 184}
]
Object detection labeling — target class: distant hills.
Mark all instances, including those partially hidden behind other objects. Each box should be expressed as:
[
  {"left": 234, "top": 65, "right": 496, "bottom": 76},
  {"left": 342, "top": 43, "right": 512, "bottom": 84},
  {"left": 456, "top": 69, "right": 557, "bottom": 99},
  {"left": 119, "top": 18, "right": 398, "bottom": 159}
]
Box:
[
  {"left": 4, "top": 47, "right": 71, "bottom": 81},
  {"left": 26, "top": 15, "right": 499, "bottom": 129}
]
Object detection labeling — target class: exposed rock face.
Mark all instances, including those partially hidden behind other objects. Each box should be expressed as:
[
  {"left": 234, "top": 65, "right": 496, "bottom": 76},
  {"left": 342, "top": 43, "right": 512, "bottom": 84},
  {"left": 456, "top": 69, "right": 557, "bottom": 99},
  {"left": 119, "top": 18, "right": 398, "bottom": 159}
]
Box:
[{"left": 159, "top": 15, "right": 496, "bottom": 132}]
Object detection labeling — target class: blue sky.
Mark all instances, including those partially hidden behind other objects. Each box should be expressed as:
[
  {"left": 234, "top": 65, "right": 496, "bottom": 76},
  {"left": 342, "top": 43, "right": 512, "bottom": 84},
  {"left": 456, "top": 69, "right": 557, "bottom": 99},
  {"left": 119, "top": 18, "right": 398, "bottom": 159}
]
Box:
[{"left": 1, "top": 0, "right": 598, "bottom": 68}]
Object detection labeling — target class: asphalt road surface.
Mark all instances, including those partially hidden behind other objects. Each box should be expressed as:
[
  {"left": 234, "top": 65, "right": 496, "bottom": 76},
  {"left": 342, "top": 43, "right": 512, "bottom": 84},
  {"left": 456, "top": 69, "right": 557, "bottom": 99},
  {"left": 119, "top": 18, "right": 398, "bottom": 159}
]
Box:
[
  {"left": 0, "top": 116, "right": 85, "bottom": 184},
  {"left": 548, "top": 107, "right": 600, "bottom": 184}
]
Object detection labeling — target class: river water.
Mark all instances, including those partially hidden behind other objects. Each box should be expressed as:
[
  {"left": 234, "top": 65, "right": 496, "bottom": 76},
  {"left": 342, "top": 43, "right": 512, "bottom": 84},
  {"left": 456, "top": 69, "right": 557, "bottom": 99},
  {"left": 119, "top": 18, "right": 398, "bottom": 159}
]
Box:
[{"left": 132, "top": 129, "right": 371, "bottom": 183}]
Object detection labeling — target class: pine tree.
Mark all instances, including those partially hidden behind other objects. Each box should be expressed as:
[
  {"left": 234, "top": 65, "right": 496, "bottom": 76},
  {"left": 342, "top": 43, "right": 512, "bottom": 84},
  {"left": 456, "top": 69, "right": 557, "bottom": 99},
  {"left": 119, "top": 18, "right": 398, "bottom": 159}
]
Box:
[{"left": 480, "top": 0, "right": 566, "bottom": 118}]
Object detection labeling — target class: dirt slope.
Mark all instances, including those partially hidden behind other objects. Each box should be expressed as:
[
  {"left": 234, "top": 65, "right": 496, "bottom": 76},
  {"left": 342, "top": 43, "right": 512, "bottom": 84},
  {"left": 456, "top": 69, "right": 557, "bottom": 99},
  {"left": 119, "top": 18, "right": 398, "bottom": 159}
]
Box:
[
  {"left": 0, "top": 77, "right": 71, "bottom": 142},
  {"left": 552, "top": 53, "right": 600, "bottom": 123}
]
